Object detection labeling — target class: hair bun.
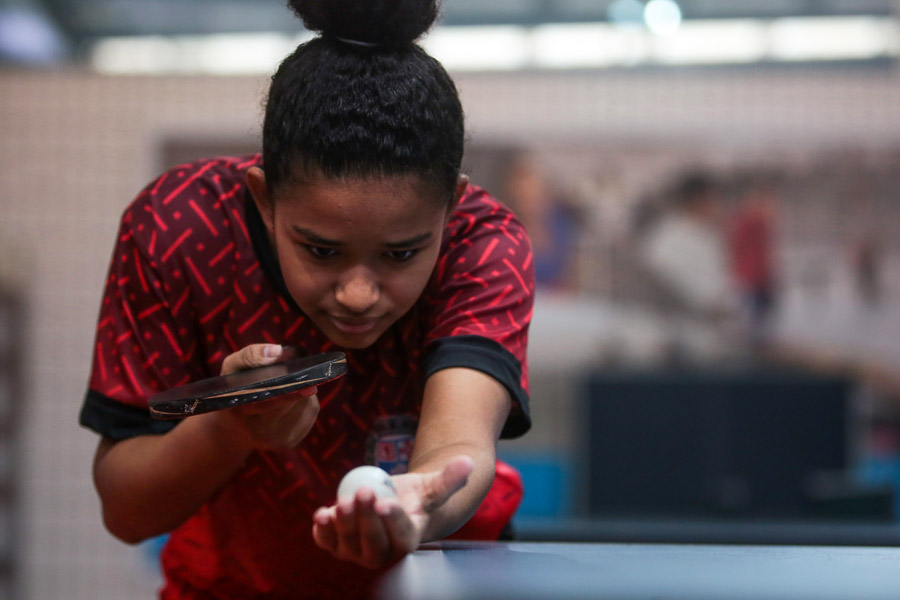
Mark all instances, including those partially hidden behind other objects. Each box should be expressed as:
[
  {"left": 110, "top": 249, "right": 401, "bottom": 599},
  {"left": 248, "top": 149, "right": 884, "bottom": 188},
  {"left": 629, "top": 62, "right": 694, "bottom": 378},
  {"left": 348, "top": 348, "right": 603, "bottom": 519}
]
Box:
[{"left": 288, "top": 0, "right": 440, "bottom": 46}]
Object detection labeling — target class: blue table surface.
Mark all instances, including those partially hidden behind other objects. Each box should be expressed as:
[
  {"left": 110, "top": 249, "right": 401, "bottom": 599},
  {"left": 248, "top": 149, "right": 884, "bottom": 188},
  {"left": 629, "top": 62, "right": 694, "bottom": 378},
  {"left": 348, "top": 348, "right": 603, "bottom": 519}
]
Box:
[{"left": 378, "top": 540, "right": 900, "bottom": 600}]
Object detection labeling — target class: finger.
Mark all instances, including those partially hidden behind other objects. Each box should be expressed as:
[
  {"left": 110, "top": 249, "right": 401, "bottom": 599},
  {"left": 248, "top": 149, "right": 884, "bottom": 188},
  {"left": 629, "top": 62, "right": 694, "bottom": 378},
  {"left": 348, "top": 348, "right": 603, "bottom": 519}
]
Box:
[
  {"left": 229, "top": 393, "right": 320, "bottom": 450},
  {"left": 422, "top": 455, "right": 475, "bottom": 513},
  {"left": 355, "top": 489, "right": 391, "bottom": 568},
  {"left": 221, "top": 344, "right": 283, "bottom": 375},
  {"left": 312, "top": 507, "right": 338, "bottom": 553},
  {"left": 335, "top": 496, "right": 360, "bottom": 558},
  {"left": 296, "top": 384, "right": 318, "bottom": 397},
  {"left": 280, "top": 345, "right": 301, "bottom": 361},
  {"left": 379, "top": 499, "right": 416, "bottom": 557},
  {"left": 235, "top": 394, "right": 299, "bottom": 418},
  {"left": 237, "top": 386, "right": 319, "bottom": 419}
]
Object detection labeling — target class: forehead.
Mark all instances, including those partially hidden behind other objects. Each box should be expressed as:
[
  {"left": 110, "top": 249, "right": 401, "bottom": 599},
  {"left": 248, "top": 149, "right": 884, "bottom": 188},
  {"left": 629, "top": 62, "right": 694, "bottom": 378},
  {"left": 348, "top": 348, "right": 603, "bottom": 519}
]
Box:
[{"left": 275, "top": 174, "right": 445, "bottom": 226}]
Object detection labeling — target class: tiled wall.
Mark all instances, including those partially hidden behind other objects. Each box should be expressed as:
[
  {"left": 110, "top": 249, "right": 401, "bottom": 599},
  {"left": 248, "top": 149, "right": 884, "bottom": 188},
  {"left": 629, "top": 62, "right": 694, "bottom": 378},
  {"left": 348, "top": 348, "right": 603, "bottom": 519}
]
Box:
[
  {"left": 2, "top": 64, "right": 900, "bottom": 599},
  {"left": 0, "top": 70, "right": 267, "bottom": 599}
]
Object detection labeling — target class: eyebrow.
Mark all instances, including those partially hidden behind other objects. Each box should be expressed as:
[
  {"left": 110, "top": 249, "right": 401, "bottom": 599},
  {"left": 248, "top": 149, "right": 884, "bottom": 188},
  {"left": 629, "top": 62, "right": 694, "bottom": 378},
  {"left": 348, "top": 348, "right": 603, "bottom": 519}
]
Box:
[
  {"left": 384, "top": 232, "right": 434, "bottom": 249},
  {"left": 292, "top": 227, "right": 342, "bottom": 246},
  {"left": 292, "top": 227, "right": 433, "bottom": 249}
]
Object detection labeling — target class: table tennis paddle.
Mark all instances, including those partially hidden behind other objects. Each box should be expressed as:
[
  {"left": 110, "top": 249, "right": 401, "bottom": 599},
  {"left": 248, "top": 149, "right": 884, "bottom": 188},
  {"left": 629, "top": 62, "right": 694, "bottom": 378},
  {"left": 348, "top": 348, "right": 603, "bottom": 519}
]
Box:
[{"left": 149, "top": 351, "right": 347, "bottom": 419}]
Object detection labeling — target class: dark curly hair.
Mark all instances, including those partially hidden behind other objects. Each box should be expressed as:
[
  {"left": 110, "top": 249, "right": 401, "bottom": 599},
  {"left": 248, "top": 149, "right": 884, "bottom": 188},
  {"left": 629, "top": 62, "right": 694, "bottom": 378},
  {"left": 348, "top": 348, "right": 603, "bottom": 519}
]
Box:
[{"left": 262, "top": 0, "right": 464, "bottom": 203}]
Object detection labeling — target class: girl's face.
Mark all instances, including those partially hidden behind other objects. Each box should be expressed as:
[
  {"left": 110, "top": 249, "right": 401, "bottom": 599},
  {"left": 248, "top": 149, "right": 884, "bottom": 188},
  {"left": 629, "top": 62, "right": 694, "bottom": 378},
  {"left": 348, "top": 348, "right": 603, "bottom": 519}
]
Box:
[{"left": 248, "top": 168, "right": 463, "bottom": 349}]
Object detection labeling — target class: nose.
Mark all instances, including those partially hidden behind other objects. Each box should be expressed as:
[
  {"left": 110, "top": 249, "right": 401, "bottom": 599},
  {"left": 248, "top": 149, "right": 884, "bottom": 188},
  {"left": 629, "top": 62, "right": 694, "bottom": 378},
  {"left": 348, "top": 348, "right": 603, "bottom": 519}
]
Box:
[{"left": 334, "top": 267, "right": 380, "bottom": 314}]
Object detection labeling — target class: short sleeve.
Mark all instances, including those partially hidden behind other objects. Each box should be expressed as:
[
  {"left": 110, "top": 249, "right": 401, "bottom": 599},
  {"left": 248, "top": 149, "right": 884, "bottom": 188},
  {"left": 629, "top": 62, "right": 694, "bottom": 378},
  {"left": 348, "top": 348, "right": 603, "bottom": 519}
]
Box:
[
  {"left": 80, "top": 190, "right": 203, "bottom": 439},
  {"left": 424, "top": 186, "right": 535, "bottom": 438}
]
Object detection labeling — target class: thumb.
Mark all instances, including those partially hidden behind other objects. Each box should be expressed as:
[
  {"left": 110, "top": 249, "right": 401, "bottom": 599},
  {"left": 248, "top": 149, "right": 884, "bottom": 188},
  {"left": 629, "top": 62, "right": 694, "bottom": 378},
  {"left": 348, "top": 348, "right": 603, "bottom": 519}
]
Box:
[
  {"left": 221, "top": 344, "right": 283, "bottom": 375},
  {"left": 422, "top": 455, "right": 474, "bottom": 513}
]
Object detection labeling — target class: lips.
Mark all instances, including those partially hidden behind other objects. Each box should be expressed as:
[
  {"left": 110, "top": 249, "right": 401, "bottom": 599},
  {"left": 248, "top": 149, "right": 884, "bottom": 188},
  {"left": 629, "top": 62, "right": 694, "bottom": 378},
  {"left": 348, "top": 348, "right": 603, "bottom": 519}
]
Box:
[{"left": 329, "top": 316, "right": 380, "bottom": 334}]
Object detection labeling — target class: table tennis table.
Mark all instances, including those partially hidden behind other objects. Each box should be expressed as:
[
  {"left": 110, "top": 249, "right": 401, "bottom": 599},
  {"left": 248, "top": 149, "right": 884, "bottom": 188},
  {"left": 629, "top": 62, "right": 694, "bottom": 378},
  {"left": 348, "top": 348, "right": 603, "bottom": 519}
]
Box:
[{"left": 378, "top": 540, "right": 900, "bottom": 599}]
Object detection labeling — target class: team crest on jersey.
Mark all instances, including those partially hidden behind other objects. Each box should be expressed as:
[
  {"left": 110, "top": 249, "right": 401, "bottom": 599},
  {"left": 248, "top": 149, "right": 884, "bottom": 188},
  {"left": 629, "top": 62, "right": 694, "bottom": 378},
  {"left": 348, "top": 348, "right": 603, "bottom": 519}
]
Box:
[{"left": 366, "top": 415, "right": 418, "bottom": 475}]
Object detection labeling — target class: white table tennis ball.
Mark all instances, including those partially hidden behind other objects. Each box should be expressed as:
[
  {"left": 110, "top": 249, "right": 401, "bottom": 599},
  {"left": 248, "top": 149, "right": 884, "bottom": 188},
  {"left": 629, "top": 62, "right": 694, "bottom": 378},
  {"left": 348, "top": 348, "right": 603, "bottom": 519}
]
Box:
[{"left": 337, "top": 465, "right": 398, "bottom": 500}]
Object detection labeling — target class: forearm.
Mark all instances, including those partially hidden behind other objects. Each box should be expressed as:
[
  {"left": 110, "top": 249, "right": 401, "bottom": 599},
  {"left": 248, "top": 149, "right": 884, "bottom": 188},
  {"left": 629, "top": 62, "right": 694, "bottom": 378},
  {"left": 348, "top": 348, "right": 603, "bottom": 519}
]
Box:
[
  {"left": 93, "top": 413, "right": 252, "bottom": 544},
  {"left": 408, "top": 441, "right": 497, "bottom": 541},
  {"left": 408, "top": 367, "right": 512, "bottom": 541}
]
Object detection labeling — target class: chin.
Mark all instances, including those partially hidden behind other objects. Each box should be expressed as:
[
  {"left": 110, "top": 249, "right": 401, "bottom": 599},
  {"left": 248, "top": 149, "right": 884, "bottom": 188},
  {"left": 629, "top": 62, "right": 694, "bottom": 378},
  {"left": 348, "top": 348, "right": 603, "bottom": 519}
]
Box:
[
  {"left": 324, "top": 328, "right": 385, "bottom": 350},
  {"left": 332, "top": 335, "right": 379, "bottom": 350}
]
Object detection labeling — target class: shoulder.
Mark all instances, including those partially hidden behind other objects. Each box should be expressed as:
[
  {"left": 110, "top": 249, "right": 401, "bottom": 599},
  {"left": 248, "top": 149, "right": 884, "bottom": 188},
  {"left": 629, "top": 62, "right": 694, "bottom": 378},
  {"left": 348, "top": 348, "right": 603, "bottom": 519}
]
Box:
[
  {"left": 442, "top": 184, "right": 530, "bottom": 256},
  {"left": 428, "top": 182, "right": 534, "bottom": 311},
  {"left": 120, "top": 155, "right": 260, "bottom": 254},
  {"left": 448, "top": 184, "right": 520, "bottom": 232},
  {"left": 123, "top": 155, "right": 258, "bottom": 222}
]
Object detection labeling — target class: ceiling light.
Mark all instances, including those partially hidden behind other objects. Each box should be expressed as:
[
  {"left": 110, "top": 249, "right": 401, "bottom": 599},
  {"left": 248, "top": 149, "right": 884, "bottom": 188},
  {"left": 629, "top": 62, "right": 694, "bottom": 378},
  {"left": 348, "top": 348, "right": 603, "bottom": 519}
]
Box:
[{"left": 644, "top": 0, "right": 682, "bottom": 36}]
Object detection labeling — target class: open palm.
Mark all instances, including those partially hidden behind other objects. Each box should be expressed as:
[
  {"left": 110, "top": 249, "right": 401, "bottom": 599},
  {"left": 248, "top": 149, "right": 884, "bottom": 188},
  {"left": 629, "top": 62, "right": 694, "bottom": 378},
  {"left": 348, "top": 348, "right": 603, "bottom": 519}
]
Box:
[{"left": 312, "top": 456, "right": 474, "bottom": 569}]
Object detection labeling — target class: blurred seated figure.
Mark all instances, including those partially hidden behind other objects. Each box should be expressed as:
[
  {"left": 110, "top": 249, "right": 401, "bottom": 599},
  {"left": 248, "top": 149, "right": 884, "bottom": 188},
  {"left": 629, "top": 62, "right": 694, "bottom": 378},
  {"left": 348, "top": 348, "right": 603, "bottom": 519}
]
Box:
[
  {"left": 501, "top": 153, "right": 582, "bottom": 292},
  {"left": 639, "top": 170, "right": 736, "bottom": 319},
  {"left": 633, "top": 170, "right": 742, "bottom": 363}
]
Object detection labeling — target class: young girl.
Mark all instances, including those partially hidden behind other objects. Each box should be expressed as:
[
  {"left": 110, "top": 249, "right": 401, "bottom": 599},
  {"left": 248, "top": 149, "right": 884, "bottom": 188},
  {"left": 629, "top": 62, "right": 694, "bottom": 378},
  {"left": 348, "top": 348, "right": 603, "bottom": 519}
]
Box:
[{"left": 79, "top": 0, "right": 534, "bottom": 598}]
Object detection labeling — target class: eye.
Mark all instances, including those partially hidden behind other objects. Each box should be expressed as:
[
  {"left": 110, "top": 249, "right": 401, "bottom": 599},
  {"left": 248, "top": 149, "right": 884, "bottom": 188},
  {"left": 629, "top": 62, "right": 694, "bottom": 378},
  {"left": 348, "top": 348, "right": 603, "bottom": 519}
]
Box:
[
  {"left": 385, "top": 249, "right": 420, "bottom": 262},
  {"left": 304, "top": 245, "right": 338, "bottom": 259}
]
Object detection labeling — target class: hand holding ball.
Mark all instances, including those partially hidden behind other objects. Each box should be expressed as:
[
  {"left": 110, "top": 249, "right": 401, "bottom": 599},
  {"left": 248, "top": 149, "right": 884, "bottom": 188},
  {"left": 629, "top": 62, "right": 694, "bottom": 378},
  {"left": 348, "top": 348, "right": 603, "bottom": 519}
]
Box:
[{"left": 337, "top": 466, "right": 398, "bottom": 500}]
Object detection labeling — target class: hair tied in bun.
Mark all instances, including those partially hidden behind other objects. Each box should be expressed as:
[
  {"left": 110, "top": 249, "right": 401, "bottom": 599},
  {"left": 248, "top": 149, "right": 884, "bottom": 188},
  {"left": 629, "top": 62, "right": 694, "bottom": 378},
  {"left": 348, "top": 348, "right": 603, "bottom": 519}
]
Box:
[
  {"left": 334, "top": 36, "right": 381, "bottom": 48},
  {"left": 287, "top": 0, "right": 440, "bottom": 47}
]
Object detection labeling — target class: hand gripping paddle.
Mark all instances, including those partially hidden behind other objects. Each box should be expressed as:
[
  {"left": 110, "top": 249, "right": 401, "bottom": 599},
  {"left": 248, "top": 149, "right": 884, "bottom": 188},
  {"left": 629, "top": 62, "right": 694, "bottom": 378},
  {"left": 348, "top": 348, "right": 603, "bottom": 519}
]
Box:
[{"left": 149, "top": 351, "right": 347, "bottom": 419}]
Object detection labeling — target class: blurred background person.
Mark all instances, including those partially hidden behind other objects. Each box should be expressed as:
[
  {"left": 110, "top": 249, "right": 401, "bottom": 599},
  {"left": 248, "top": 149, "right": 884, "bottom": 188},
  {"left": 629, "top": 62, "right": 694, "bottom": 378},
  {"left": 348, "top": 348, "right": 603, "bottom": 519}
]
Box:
[
  {"left": 501, "top": 153, "right": 583, "bottom": 293},
  {"left": 728, "top": 172, "right": 782, "bottom": 350},
  {"left": 846, "top": 174, "right": 885, "bottom": 308},
  {"left": 634, "top": 169, "right": 741, "bottom": 363},
  {"left": 850, "top": 233, "right": 884, "bottom": 307},
  {"left": 638, "top": 170, "right": 736, "bottom": 321}
]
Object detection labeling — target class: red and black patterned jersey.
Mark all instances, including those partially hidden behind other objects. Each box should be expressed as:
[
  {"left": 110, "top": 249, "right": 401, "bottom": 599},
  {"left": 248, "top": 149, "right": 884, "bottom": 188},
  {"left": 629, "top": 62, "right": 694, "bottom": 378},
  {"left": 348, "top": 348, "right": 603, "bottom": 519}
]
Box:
[{"left": 79, "top": 155, "right": 533, "bottom": 599}]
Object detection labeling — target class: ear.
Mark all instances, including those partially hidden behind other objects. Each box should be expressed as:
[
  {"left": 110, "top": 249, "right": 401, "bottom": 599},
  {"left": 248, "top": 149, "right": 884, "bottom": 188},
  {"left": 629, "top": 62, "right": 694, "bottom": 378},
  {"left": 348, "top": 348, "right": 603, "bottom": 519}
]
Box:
[
  {"left": 246, "top": 166, "right": 274, "bottom": 231},
  {"left": 446, "top": 174, "right": 469, "bottom": 220}
]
